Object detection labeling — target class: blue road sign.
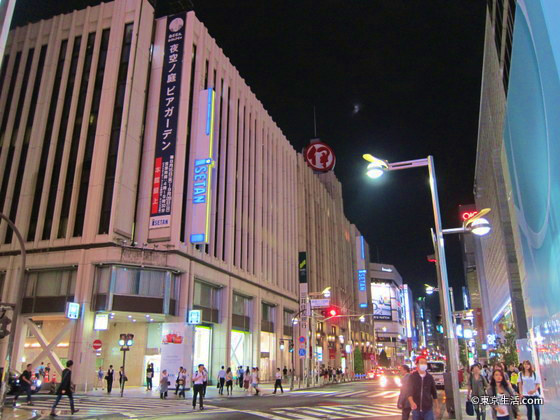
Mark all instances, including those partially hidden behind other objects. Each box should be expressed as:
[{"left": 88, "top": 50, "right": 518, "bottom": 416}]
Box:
[{"left": 298, "top": 348, "right": 306, "bottom": 357}]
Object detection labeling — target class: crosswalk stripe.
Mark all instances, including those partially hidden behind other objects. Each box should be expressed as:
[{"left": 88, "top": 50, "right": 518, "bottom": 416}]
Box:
[{"left": 274, "top": 408, "right": 320, "bottom": 419}]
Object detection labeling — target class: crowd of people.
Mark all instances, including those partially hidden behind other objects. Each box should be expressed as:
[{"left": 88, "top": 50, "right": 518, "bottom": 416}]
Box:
[{"left": 397, "top": 357, "right": 543, "bottom": 420}]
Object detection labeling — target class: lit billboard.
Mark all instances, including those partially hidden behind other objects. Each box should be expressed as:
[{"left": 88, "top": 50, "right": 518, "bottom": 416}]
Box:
[{"left": 371, "top": 283, "right": 392, "bottom": 320}]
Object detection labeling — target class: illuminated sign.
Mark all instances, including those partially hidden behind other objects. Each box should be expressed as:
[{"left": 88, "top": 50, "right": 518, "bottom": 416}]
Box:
[
  {"left": 303, "top": 141, "right": 336, "bottom": 172},
  {"left": 94, "top": 313, "right": 109, "bottom": 330},
  {"left": 461, "top": 211, "right": 478, "bottom": 221},
  {"left": 66, "top": 302, "right": 80, "bottom": 320},
  {"left": 403, "top": 285, "right": 413, "bottom": 338},
  {"left": 149, "top": 12, "right": 186, "bottom": 229},
  {"left": 189, "top": 88, "right": 216, "bottom": 244},
  {"left": 355, "top": 236, "right": 368, "bottom": 308},
  {"left": 371, "top": 283, "right": 392, "bottom": 320},
  {"left": 381, "top": 267, "right": 393, "bottom": 272},
  {"left": 187, "top": 310, "right": 202, "bottom": 325}
]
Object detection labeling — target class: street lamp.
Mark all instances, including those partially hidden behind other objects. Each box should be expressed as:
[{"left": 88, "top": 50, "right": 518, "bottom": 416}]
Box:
[
  {"left": 363, "top": 153, "right": 462, "bottom": 420},
  {"left": 119, "top": 333, "right": 134, "bottom": 397}
]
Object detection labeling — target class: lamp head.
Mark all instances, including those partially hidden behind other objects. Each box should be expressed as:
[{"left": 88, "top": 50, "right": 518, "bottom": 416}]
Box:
[
  {"left": 363, "top": 154, "right": 389, "bottom": 179},
  {"left": 470, "top": 217, "right": 491, "bottom": 236}
]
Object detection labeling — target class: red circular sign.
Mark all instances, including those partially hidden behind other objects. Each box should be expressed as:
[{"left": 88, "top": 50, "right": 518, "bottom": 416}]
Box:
[
  {"left": 304, "top": 142, "right": 336, "bottom": 172},
  {"left": 93, "top": 339, "right": 102, "bottom": 350}
]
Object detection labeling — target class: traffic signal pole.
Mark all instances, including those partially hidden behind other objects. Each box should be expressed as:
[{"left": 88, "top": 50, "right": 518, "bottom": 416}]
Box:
[{"left": 0, "top": 213, "right": 26, "bottom": 414}]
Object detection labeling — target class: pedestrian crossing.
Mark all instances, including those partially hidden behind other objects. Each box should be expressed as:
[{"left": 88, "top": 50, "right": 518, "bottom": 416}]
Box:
[
  {"left": 266, "top": 403, "right": 402, "bottom": 419},
  {"left": 263, "top": 389, "right": 400, "bottom": 399},
  {"left": 9, "top": 395, "right": 230, "bottom": 418}
]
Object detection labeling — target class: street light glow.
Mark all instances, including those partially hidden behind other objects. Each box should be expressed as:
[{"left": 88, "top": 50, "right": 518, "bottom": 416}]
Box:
[
  {"left": 363, "top": 154, "right": 388, "bottom": 179},
  {"left": 470, "top": 217, "right": 491, "bottom": 236}
]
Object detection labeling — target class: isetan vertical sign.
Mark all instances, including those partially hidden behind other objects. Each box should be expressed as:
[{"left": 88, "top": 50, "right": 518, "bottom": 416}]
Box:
[
  {"left": 189, "top": 88, "right": 216, "bottom": 244},
  {"left": 149, "top": 13, "right": 186, "bottom": 229},
  {"left": 355, "top": 235, "right": 369, "bottom": 308}
]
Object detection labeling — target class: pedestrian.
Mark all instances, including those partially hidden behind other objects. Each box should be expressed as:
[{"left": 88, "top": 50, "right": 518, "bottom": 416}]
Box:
[
  {"left": 50, "top": 360, "right": 79, "bottom": 417},
  {"left": 243, "top": 366, "right": 251, "bottom": 392},
  {"left": 13, "top": 364, "right": 34, "bottom": 407},
  {"left": 482, "top": 364, "right": 490, "bottom": 382},
  {"left": 487, "top": 368, "right": 520, "bottom": 420},
  {"left": 160, "top": 369, "right": 169, "bottom": 399},
  {"left": 251, "top": 367, "right": 260, "bottom": 396},
  {"left": 217, "top": 366, "right": 226, "bottom": 395},
  {"left": 283, "top": 365, "right": 288, "bottom": 381},
  {"left": 118, "top": 366, "right": 127, "bottom": 391},
  {"left": 96, "top": 367, "right": 104, "bottom": 390},
  {"left": 178, "top": 368, "right": 188, "bottom": 398},
  {"left": 174, "top": 366, "right": 184, "bottom": 395},
  {"left": 519, "top": 360, "right": 541, "bottom": 420},
  {"left": 38, "top": 362, "right": 45, "bottom": 379},
  {"left": 225, "top": 367, "right": 234, "bottom": 396},
  {"left": 202, "top": 366, "right": 209, "bottom": 397},
  {"left": 273, "top": 367, "right": 284, "bottom": 394},
  {"left": 105, "top": 365, "right": 114, "bottom": 393},
  {"left": 237, "top": 366, "right": 244, "bottom": 388},
  {"left": 468, "top": 363, "right": 489, "bottom": 420},
  {"left": 404, "top": 356, "right": 440, "bottom": 420},
  {"left": 397, "top": 364, "right": 411, "bottom": 420},
  {"left": 45, "top": 363, "right": 51, "bottom": 381},
  {"left": 146, "top": 363, "right": 154, "bottom": 390},
  {"left": 510, "top": 368, "right": 519, "bottom": 394},
  {"left": 192, "top": 364, "right": 207, "bottom": 410}
]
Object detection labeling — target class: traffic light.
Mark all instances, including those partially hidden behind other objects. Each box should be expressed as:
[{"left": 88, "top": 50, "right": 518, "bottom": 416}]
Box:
[
  {"left": 0, "top": 311, "right": 11, "bottom": 339},
  {"left": 119, "top": 333, "right": 127, "bottom": 347},
  {"left": 126, "top": 333, "right": 134, "bottom": 346},
  {"left": 279, "top": 340, "right": 285, "bottom": 351},
  {"left": 289, "top": 342, "right": 294, "bottom": 353}
]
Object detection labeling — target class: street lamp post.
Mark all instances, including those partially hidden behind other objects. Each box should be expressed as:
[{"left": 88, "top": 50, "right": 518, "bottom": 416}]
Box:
[
  {"left": 0, "top": 213, "right": 26, "bottom": 413},
  {"left": 363, "top": 154, "right": 462, "bottom": 420}
]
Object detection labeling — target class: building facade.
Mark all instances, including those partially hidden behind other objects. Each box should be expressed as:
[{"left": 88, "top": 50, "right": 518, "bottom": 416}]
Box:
[{"left": 0, "top": 0, "right": 372, "bottom": 389}]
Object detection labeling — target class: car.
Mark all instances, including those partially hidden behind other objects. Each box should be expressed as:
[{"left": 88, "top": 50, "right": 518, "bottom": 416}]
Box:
[{"left": 426, "top": 361, "right": 446, "bottom": 389}]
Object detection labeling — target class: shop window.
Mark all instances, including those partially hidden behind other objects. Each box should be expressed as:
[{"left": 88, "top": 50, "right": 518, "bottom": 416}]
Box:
[
  {"left": 232, "top": 294, "right": 251, "bottom": 331},
  {"left": 22, "top": 269, "right": 77, "bottom": 313},
  {"left": 261, "top": 303, "right": 274, "bottom": 333},
  {"left": 283, "top": 309, "right": 294, "bottom": 337},
  {"left": 193, "top": 281, "right": 220, "bottom": 323}
]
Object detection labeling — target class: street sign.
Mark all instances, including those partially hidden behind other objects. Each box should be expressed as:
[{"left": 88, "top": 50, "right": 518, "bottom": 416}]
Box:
[
  {"left": 298, "top": 348, "right": 306, "bottom": 357},
  {"left": 299, "top": 336, "right": 306, "bottom": 343},
  {"left": 93, "top": 339, "right": 102, "bottom": 350},
  {"left": 66, "top": 302, "right": 80, "bottom": 320},
  {"left": 310, "top": 298, "right": 330, "bottom": 308},
  {"left": 303, "top": 141, "right": 336, "bottom": 172},
  {"left": 187, "top": 310, "right": 202, "bottom": 325},
  {"left": 94, "top": 313, "right": 109, "bottom": 330}
]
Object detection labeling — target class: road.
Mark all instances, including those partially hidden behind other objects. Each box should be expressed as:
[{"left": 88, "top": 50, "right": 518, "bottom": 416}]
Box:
[{"left": 3, "top": 379, "right": 404, "bottom": 419}]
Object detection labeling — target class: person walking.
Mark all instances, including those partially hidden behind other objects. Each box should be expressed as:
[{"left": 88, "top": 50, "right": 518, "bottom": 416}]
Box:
[
  {"left": 118, "top": 366, "right": 127, "bottom": 391},
  {"left": 160, "top": 369, "right": 169, "bottom": 399},
  {"left": 397, "top": 364, "right": 411, "bottom": 420},
  {"left": 202, "top": 366, "right": 209, "bottom": 397},
  {"left": 468, "top": 363, "right": 489, "bottom": 420},
  {"left": 146, "top": 363, "right": 154, "bottom": 390},
  {"left": 487, "top": 368, "right": 520, "bottom": 420},
  {"left": 178, "top": 368, "right": 188, "bottom": 398},
  {"left": 251, "top": 367, "right": 261, "bottom": 396},
  {"left": 174, "top": 366, "right": 184, "bottom": 395},
  {"left": 105, "top": 365, "right": 114, "bottom": 394},
  {"left": 243, "top": 366, "right": 251, "bottom": 392},
  {"left": 283, "top": 366, "right": 288, "bottom": 381},
  {"left": 225, "top": 368, "right": 234, "bottom": 396},
  {"left": 192, "top": 364, "right": 207, "bottom": 410},
  {"left": 49, "top": 360, "right": 79, "bottom": 417},
  {"left": 273, "top": 368, "right": 284, "bottom": 394},
  {"left": 13, "top": 364, "right": 34, "bottom": 407},
  {"left": 237, "top": 366, "right": 244, "bottom": 388},
  {"left": 519, "top": 360, "right": 541, "bottom": 420},
  {"left": 404, "top": 356, "right": 440, "bottom": 420},
  {"left": 217, "top": 366, "right": 226, "bottom": 395},
  {"left": 96, "top": 367, "right": 104, "bottom": 390}
]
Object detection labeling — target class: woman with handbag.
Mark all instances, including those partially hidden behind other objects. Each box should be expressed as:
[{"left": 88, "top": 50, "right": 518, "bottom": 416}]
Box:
[
  {"left": 486, "top": 369, "right": 520, "bottom": 420},
  {"left": 50, "top": 360, "right": 79, "bottom": 417},
  {"left": 105, "top": 365, "right": 114, "bottom": 394},
  {"left": 118, "top": 366, "right": 127, "bottom": 391},
  {"left": 468, "top": 364, "right": 489, "bottom": 420},
  {"left": 160, "top": 369, "right": 169, "bottom": 399},
  {"left": 519, "top": 360, "right": 542, "bottom": 420}
]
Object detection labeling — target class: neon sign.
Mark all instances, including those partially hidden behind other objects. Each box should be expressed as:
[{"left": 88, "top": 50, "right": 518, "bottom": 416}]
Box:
[
  {"left": 461, "top": 210, "right": 478, "bottom": 221},
  {"left": 189, "top": 89, "right": 215, "bottom": 244},
  {"left": 358, "top": 269, "right": 367, "bottom": 292}
]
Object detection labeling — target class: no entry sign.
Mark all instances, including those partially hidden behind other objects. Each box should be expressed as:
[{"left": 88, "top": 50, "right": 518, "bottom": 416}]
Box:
[{"left": 93, "top": 339, "right": 102, "bottom": 350}]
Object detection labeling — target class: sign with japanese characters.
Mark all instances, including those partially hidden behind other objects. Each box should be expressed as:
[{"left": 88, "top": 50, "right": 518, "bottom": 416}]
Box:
[
  {"left": 355, "top": 236, "right": 369, "bottom": 309},
  {"left": 149, "top": 13, "right": 186, "bottom": 229},
  {"left": 189, "top": 88, "right": 216, "bottom": 243}
]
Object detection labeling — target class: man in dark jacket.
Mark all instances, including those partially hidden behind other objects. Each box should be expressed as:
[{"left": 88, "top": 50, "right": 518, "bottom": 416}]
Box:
[
  {"left": 398, "top": 364, "right": 412, "bottom": 420},
  {"left": 405, "top": 356, "right": 440, "bottom": 420},
  {"left": 50, "top": 360, "right": 79, "bottom": 417}
]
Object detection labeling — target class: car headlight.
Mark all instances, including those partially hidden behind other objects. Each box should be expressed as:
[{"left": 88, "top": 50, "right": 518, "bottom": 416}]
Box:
[
  {"left": 395, "top": 377, "right": 401, "bottom": 387},
  {"left": 36, "top": 380, "right": 42, "bottom": 387},
  {"left": 380, "top": 375, "right": 387, "bottom": 386}
]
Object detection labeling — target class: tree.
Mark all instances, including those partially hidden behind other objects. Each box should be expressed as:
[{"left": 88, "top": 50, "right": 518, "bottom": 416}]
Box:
[
  {"left": 458, "top": 338, "right": 469, "bottom": 368},
  {"left": 490, "top": 323, "right": 519, "bottom": 367},
  {"left": 354, "top": 347, "right": 364, "bottom": 374},
  {"left": 378, "top": 349, "right": 390, "bottom": 367}
]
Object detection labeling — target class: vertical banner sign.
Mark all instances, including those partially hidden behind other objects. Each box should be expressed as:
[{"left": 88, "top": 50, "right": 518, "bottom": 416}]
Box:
[
  {"left": 149, "top": 13, "right": 186, "bottom": 229},
  {"left": 298, "top": 252, "right": 309, "bottom": 318},
  {"left": 189, "top": 88, "right": 216, "bottom": 243},
  {"left": 161, "top": 323, "right": 189, "bottom": 385},
  {"left": 355, "top": 236, "right": 369, "bottom": 308}
]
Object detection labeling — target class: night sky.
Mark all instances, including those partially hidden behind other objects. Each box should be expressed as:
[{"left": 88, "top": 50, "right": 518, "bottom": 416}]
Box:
[{"left": 12, "top": 0, "right": 487, "bottom": 310}]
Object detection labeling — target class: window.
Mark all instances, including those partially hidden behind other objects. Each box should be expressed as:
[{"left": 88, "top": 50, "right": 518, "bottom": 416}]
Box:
[
  {"left": 0, "top": 272, "right": 5, "bottom": 299},
  {"left": 261, "top": 303, "right": 274, "bottom": 333},
  {"left": 113, "top": 267, "right": 165, "bottom": 298},
  {"left": 98, "top": 23, "right": 133, "bottom": 234},
  {"left": 232, "top": 293, "right": 250, "bottom": 316},
  {"left": 0, "top": 54, "right": 9, "bottom": 100},
  {"left": 6, "top": 46, "right": 47, "bottom": 243},
  {"left": 283, "top": 309, "right": 294, "bottom": 336},
  {"left": 27, "top": 40, "right": 67, "bottom": 241},
  {"left": 43, "top": 36, "right": 82, "bottom": 240},
  {"left": 73, "top": 29, "right": 110, "bottom": 237},
  {"left": 25, "top": 269, "right": 77, "bottom": 298},
  {"left": 0, "top": 52, "right": 21, "bottom": 148},
  {"left": 194, "top": 281, "right": 218, "bottom": 309}
]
